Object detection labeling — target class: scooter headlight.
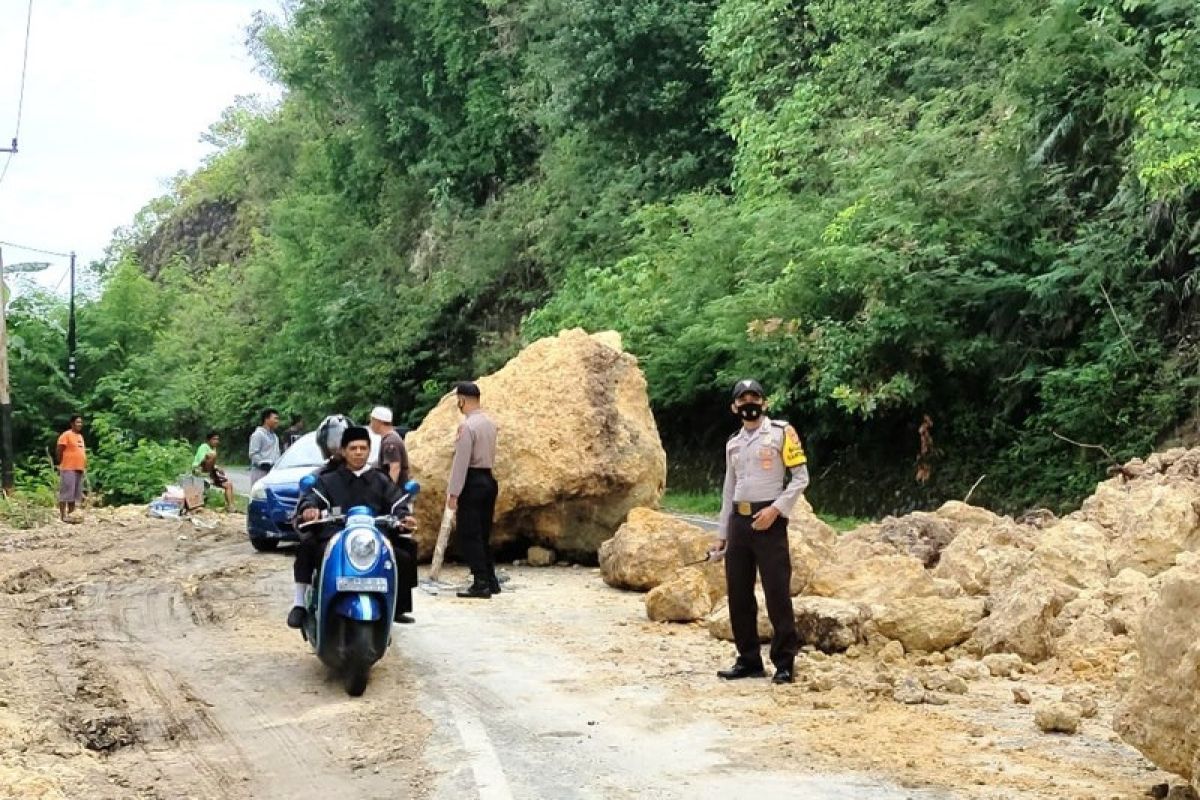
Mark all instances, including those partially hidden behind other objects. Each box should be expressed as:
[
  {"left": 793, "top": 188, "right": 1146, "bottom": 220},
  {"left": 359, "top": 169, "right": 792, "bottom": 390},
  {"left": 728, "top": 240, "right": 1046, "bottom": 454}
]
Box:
[{"left": 345, "top": 529, "right": 380, "bottom": 572}]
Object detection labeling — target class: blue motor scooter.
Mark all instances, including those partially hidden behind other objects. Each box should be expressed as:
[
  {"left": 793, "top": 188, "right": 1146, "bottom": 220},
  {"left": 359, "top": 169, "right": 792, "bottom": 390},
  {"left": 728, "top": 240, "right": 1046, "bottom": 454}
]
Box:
[{"left": 295, "top": 474, "right": 419, "bottom": 696}]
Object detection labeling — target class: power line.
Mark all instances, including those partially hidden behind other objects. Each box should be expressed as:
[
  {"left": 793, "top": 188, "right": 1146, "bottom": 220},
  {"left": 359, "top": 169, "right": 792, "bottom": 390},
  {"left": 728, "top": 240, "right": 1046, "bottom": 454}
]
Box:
[
  {"left": 0, "top": 0, "right": 35, "bottom": 191},
  {"left": 0, "top": 239, "right": 71, "bottom": 258}
]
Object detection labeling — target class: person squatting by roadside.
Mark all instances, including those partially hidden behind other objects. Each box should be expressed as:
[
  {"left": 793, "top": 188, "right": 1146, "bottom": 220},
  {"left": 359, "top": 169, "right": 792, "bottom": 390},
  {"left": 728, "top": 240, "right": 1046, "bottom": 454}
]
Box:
[
  {"left": 193, "top": 431, "right": 235, "bottom": 512},
  {"left": 249, "top": 408, "right": 281, "bottom": 486},
  {"left": 56, "top": 414, "right": 87, "bottom": 523},
  {"left": 711, "top": 379, "right": 810, "bottom": 685},
  {"left": 446, "top": 382, "right": 501, "bottom": 599},
  {"left": 287, "top": 426, "right": 418, "bottom": 628}
]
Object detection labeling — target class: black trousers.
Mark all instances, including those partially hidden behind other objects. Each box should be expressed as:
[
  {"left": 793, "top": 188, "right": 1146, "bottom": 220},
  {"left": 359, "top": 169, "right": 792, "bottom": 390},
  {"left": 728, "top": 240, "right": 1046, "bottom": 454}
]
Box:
[
  {"left": 457, "top": 469, "right": 498, "bottom": 581},
  {"left": 293, "top": 531, "right": 417, "bottom": 614},
  {"left": 724, "top": 511, "right": 798, "bottom": 669}
]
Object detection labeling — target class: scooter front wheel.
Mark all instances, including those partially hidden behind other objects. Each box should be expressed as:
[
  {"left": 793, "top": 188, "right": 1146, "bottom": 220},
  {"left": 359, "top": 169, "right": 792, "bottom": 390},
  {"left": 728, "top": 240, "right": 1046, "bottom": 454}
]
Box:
[{"left": 342, "top": 620, "right": 375, "bottom": 696}]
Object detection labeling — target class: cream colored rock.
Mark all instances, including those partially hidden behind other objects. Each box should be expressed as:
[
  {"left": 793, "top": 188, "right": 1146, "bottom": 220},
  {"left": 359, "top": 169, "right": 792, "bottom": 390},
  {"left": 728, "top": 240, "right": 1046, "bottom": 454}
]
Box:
[
  {"left": 982, "top": 653, "right": 1024, "bottom": 678},
  {"left": 872, "top": 597, "right": 986, "bottom": 653},
  {"left": 792, "top": 596, "right": 865, "bottom": 654},
  {"left": 1114, "top": 555, "right": 1200, "bottom": 785},
  {"left": 405, "top": 329, "right": 666, "bottom": 559},
  {"left": 1034, "top": 701, "right": 1081, "bottom": 734},
  {"left": 808, "top": 554, "right": 939, "bottom": 604},
  {"left": 948, "top": 658, "right": 991, "bottom": 681},
  {"left": 1061, "top": 686, "right": 1098, "bottom": 719},
  {"left": 879, "top": 640, "right": 905, "bottom": 663},
  {"left": 1030, "top": 519, "right": 1110, "bottom": 589},
  {"left": 598, "top": 508, "right": 711, "bottom": 592},
  {"left": 1105, "top": 568, "right": 1155, "bottom": 637},
  {"left": 1051, "top": 593, "right": 1133, "bottom": 668},
  {"left": 875, "top": 511, "right": 958, "bottom": 568},
  {"left": 645, "top": 568, "right": 713, "bottom": 623},
  {"left": 787, "top": 505, "right": 837, "bottom": 596},
  {"left": 526, "top": 546, "right": 556, "bottom": 567},
  {"left": 933, "top": 523, "right": 1036, "bottom": 596},
  {"left": 971, "top": 570, "right": 1077, "bottom": 662},
  {"left": 1078, "top": 474, "right": 1200, "bottom": 577},
  {"left": 707, "top": 596, "right": 772, "bottom": 643},
  {"left": 932, "top": 500, "right": 1010, "bottom": 530}
]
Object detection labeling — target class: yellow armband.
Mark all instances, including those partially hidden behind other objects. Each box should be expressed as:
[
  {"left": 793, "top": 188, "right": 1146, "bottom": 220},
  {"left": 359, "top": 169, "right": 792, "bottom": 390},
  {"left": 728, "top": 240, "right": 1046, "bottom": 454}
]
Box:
[{"left": 782, "top": 426, "right": 807, "bottom": 468}]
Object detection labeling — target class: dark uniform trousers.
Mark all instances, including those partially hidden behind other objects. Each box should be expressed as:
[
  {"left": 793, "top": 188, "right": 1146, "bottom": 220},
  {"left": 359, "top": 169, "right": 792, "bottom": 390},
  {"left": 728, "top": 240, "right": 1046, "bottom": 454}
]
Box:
[
  {"left": 457, "top": 468, "right": 499, "bottom": 581},
  {"left": 725, "top": 509, "right": 799, "bottom": 670}
]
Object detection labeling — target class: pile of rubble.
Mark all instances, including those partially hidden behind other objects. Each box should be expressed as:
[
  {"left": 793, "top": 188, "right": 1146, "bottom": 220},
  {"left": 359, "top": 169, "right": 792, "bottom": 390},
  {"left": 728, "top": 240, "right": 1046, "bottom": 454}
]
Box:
[{"left": 600, "top": 448, "right": 1200, "bottom": 793}]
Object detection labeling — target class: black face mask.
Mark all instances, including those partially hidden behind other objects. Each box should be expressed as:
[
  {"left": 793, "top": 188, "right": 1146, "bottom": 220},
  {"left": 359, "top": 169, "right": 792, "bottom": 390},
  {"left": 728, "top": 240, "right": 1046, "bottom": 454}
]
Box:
[{"left": 737, "top": 403, "right": 763, "bottom": 421}]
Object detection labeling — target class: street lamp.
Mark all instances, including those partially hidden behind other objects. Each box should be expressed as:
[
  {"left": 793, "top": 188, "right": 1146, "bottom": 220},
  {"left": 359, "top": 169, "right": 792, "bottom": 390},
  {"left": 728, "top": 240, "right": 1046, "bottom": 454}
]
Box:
[{"left": 0, "top": 247, "right": 51, "bottom": 491}]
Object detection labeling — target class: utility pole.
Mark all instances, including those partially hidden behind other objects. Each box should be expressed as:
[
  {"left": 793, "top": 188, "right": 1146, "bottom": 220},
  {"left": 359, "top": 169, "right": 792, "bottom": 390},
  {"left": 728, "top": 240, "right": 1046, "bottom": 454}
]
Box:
[{"left": 67, "top": 251, "right": 76, "bottom": 381}]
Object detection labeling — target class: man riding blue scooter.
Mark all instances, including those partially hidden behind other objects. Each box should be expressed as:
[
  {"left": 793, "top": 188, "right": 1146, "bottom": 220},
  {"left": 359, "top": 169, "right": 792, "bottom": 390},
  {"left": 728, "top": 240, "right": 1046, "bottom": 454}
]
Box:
[{"left": 288, "top": 425, "right": 419, "bottom": 628}]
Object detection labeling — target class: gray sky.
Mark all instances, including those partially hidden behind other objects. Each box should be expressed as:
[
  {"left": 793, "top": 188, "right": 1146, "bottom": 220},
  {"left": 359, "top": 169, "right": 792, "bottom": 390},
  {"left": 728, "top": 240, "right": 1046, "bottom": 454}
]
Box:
[{"left": 0, "top": 0, "right": 278, "bottom": 293}]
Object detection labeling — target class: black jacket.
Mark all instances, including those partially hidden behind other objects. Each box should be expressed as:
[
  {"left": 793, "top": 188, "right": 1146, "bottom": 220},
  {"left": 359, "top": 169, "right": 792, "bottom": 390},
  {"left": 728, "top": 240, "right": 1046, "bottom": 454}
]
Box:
[{"left": 296, "top": 465, "right": 412, "bottom": 540}]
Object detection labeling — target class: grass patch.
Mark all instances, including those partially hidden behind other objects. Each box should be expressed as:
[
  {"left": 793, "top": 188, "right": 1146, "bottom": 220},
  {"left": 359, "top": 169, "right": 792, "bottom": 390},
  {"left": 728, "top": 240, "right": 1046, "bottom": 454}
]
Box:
[
  {"left": 817, "top": 513, "right": 870, "bottom": 532},
  {"left": 661, "top": 490, "right": 721, "bottom": 515}
]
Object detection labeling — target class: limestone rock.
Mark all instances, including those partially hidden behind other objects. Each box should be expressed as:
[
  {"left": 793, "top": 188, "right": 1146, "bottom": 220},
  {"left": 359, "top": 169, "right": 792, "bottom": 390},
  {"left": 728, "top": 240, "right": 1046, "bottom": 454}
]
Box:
[
  {"left": 934, "top": 521, "right": 1037, "bottom": 596},
  {"left": 787, "top": 507, "right": 837, "bottom": 596},
  {"left": 872, "top": 596, "right": 986, "bottom": 653},
  {"left": 1114, "top": 555, "right": 1200, "bottom": 785},
  {"left": 876, "top": 511, "right": 958, "bottom": 568},
  {"left": 707, "top": 596, "right": 772, "bottom": 643},
  {"left": 526, "top": 546, "right": 556, "bottom": 567},
  {"left": 923, "top": 670, "right": 969, "bottom": 695},
  {"left": 879, "top": 640, "right": 905, "bottom": 663},
  {"left": 1029, "top": 519, "right": 1110, "bottom": 589},
  {"left": 792, "top": 597, "right": 865, "bottom": 654},
  {"left": 645, "top": 568, "right": 713, "bottom": 623},
  {"left": 406, "top": 329, "right": 666, "bottom": 560},
  {"left": 948, "top": 658, "right": 990, "bottom": 681},
  {"left": 1034, "top": 701, "right": 1081, "bottom": 734},
  {"left": 598, "top": 508, "right": 711, "bottom": 592},
  {"left": 1012, "top": 686, "right": 1032, "bottom": 704},
  {"left": 982, "top": 653, "right": 1024, "bottom": 678},
  {"left": 809, "top": 554, "right": 939, "bottom": 605},
  {"left": 1104, "top": 568, "right": 1155, "bottom": 637},
  {"left": 1050, "top": 592, "right": 1132, "bottom": 668},
  {"left": 1061, "top": 687, "right": 1098, "bottom": 719},
  {"left": 971, "top": 570, "right": 1076, "bottom": 662},
  {"left": 892, "top": 675, "right": 929, "bottom": 705},
  {"left": 1078, "top": 473, "right": 1200, "bottom": 577}
]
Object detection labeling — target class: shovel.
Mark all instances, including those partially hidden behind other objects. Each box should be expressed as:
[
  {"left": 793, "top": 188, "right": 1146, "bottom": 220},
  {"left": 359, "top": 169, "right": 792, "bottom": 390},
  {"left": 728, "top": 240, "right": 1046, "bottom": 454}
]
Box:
[{"left": 418, "top": 506, "right": 458, "bottom": 595}]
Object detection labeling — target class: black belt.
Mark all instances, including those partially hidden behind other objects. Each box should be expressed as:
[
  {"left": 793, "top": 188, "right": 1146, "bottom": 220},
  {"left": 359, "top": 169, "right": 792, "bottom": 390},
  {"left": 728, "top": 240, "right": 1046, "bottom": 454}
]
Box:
[
  {"left": 733, "top": 500, "right": 775, "bottom": 516},
  {"left": 466, "top": 467, "right": 493, "bottom": 476}
]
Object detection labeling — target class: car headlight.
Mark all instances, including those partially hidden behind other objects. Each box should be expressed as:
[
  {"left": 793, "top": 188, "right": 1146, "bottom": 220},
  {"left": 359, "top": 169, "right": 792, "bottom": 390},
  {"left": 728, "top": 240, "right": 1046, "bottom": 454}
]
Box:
[
  {"left": 250, "top": 481, "right": 267, "bottom": 501},
  {"left": 345, "top": 529, "right": 380, "bottom": 572}
]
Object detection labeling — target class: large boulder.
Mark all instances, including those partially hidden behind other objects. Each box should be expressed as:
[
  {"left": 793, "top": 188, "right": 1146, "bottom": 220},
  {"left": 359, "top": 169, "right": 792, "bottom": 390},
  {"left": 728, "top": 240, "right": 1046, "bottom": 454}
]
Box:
[
  {"left": 971, "top": 570, "right": 1077, "bottom": 662},
  {"left": 599, "top": 508, "right": 713, "bottom": 591},
  {"left": 792, "top": 596, "right": 866, "bottom": 653},
  {"left": 405, "top": 329, "right": 667, "bottom": 560},
  {"left": 1029, "top": 519, "right": 1111, "bottom": 589},
  {"left": 1077, "top": 472, "right": 1200, "bottom": 577},
  {"left": 646, "top": 568, "right": 714, "bottom": 622},
  {"left": 874, "top": 511, "right": 958, "bottom": 568},
  {"left": 787, "top": 503, "right": 837, "bottom": 595},
  {"left": 872, "top": 596, "right": 987, "bottom": 653},
  {"left": 934, "top": 520, "right": 1037, "bottom": 596},
  {"left": 808, "top": 554, "right": 941, "bottom": 604},
  {"left": 1114, "top": 554, "right": 1200, "bottom": 789},
  {"left": 707, "top": 595, "right": 772, "bottom": 642}
]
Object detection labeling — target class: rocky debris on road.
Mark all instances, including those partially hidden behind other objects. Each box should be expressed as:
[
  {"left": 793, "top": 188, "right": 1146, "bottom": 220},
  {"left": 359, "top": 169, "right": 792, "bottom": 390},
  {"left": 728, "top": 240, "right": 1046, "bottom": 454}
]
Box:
[
  {"left": 600, "top": 508, "right": 713, "bottom": 591},
  {"left": 1034, "top": 701, "right": 1082, "bottom": 734},
  {"left": 527, "top": 546, "right": 557, "bottom": 567},
  {"left": 405, "top": 328, "right": 667, "bottom": 560},
  {"left": 1013, "top": 686, "right": 1032, "bottom": 704},
  {"left": 792, "top": 596, "right": 865, "bottom": 653}
]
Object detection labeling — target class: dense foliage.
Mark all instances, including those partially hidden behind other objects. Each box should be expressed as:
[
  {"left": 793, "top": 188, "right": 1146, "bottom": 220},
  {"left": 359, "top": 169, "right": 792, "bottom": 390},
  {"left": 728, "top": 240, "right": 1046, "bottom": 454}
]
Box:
[{"left": 13, "top": 0, "right": 1200, "bottom": 512}]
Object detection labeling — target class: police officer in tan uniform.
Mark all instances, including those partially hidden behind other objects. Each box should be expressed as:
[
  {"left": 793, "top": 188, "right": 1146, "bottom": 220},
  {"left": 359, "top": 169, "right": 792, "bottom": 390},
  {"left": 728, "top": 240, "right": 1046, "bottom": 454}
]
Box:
[
  {"left": 446, "top": 382, "right": 500, "bottom": 599},
  {"left": 712, "top": 379, "right": 809, "bottom": 684}
]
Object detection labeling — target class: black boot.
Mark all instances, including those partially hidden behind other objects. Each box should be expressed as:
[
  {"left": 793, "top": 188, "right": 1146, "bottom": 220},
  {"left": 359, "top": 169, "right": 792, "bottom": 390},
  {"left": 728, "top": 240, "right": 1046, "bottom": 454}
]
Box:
[
  {"left": 717, "top": 659, "right": 766, "bottom": 680},
  {"left": 457, "top": 578, "right": 492, "bottom": 599},
  {"left": 286, "top": 606, "right": 307, "bottom": 629},
  {"left": 489, "top": 574, "right": 502, "bottom": 594}
]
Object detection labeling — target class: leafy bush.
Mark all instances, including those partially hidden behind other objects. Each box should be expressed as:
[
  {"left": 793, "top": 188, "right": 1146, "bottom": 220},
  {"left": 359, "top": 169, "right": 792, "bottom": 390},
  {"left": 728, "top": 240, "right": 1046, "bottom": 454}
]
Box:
[{"left": 86, "top": 415, "right": 193, "bottom": 506}]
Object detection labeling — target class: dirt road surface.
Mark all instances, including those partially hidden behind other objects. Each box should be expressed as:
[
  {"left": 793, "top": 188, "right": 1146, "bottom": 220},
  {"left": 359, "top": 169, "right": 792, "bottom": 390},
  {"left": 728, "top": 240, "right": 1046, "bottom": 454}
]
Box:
[{"left": 0, "top": 509, "right": 1171, "bottom": 799}]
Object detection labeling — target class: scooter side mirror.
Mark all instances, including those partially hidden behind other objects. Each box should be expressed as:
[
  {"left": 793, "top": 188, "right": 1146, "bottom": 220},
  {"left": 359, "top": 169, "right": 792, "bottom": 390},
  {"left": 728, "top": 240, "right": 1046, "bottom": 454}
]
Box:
[
  {"left": 299, "top": 473, "right": 318, "bottom": 492},
  {"left": 402, "top": 479, "right": 420, "bottom": 496}
]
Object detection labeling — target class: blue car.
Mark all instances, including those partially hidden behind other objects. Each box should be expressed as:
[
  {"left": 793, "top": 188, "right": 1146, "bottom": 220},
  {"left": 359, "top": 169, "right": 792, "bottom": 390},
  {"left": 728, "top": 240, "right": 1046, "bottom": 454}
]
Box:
[{"left": 246, "top": 430, "right": 382, "bottom": 551}]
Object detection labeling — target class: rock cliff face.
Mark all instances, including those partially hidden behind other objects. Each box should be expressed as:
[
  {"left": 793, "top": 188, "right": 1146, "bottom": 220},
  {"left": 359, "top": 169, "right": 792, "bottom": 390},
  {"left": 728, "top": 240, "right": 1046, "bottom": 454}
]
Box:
[{"left": 405, "top": 329, "right": 666, "bottom": 560}]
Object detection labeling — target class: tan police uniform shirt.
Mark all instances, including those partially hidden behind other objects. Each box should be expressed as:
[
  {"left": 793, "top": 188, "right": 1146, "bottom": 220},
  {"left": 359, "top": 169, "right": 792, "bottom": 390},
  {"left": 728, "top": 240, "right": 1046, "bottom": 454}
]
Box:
[
  {"left": 717, "top": 416, "right": 809, "bottom": 540},
  {"left": 447, "top": 409, "right": 498, "bottom": 497}
]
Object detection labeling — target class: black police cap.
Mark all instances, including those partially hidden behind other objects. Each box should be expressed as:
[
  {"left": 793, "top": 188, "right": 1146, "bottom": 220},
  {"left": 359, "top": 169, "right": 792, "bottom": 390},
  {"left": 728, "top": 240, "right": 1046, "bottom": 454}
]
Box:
[
  {"left": 731, "top": 379, "right": 765, "bottom": 400},
  {"left": 340, "top": 426, "right": 371, "bottom": 448}
]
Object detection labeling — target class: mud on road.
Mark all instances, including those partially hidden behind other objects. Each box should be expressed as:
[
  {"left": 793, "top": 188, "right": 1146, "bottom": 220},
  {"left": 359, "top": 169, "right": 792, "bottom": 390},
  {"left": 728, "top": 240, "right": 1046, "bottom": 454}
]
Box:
[{"left": 0, "top": 509, "right": 1173, "bottom": 799}]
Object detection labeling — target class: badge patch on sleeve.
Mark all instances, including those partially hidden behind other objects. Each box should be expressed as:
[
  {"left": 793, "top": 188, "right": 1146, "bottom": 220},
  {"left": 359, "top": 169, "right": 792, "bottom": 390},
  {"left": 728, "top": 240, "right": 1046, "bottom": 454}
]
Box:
[{"left": 782, "top": 426, "right": 807, "bottom": 468}]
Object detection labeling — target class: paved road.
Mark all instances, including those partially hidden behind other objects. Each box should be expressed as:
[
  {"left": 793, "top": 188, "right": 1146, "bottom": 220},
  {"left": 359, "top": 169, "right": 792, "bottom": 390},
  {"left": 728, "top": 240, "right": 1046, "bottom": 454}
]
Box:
[{"left": 225, "top": 467, "right": 252, "bottom": 496}]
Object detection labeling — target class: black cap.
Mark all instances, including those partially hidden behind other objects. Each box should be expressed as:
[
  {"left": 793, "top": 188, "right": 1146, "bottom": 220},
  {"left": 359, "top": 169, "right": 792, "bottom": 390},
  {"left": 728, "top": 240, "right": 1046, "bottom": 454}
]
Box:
[
  {"left": 340, "top": 426, "right": 371, "bottom": 448},
  {"left": 455, "top": 381, "right": 481, "bottom": 398},
  {"left": 731, "top": 379, "right": 765, "bottom": 400}
]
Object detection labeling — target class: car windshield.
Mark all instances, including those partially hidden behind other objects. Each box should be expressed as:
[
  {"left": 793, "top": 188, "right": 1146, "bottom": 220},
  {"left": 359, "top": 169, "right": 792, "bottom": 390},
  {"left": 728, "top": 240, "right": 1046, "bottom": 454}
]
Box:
[{"left": 273, "top": 433, "right": 325, "bottom": 470}]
